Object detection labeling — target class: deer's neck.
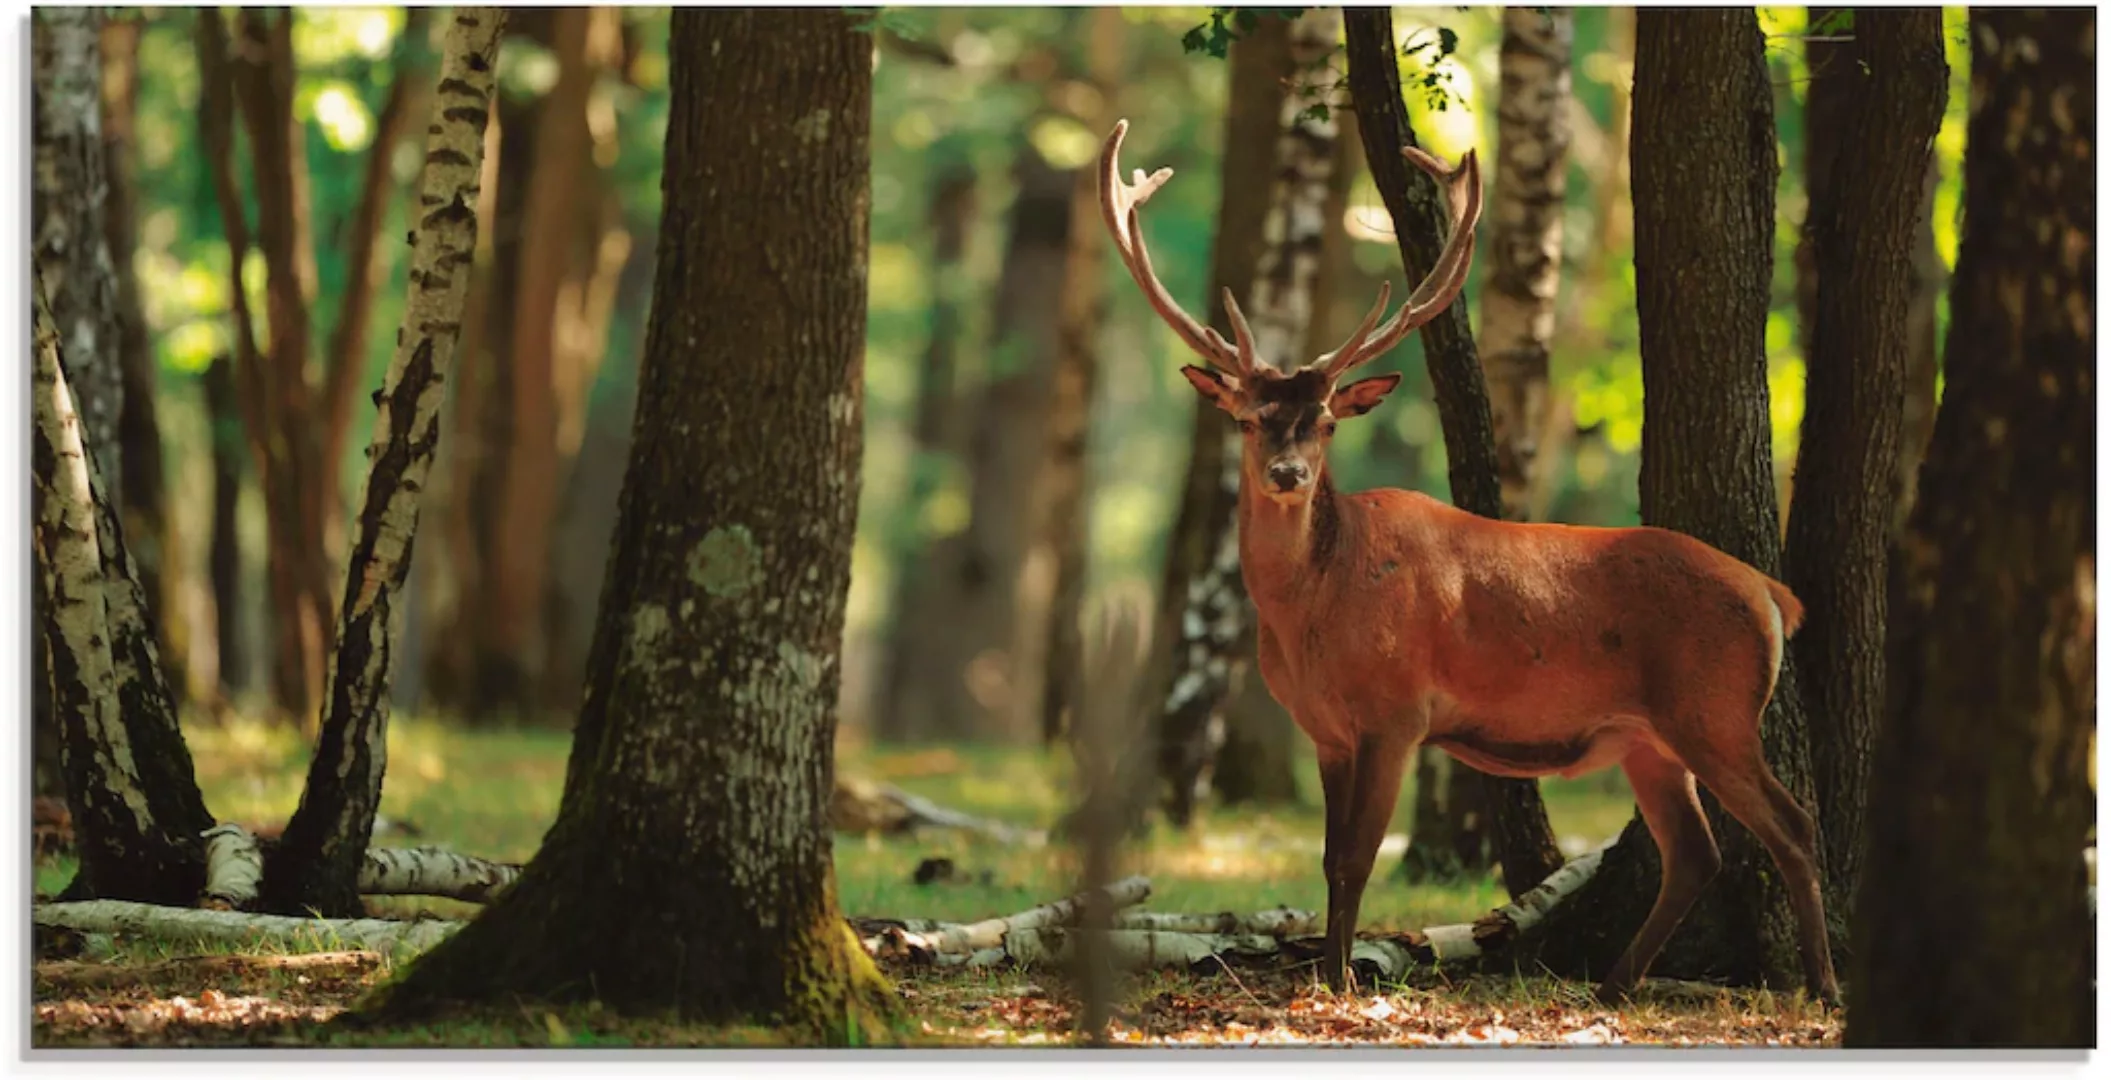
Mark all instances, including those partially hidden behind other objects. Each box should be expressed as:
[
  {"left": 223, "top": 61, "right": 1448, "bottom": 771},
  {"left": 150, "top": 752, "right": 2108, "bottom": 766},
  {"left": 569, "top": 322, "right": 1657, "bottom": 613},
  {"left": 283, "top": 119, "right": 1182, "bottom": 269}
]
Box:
[{"left": 1236, "top": 462, "right": 1347, "bottom": 612}]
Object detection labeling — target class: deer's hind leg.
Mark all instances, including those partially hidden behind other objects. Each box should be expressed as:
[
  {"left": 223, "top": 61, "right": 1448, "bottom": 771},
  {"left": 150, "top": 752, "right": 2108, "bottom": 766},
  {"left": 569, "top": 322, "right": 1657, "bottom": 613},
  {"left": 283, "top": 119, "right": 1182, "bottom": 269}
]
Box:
[
  {"left": 1666, "top": 724, "right": 1840, "bottom": 1007},
  {"left": 1596, "top": 742, "right": 1721, "bottom": 1003}
]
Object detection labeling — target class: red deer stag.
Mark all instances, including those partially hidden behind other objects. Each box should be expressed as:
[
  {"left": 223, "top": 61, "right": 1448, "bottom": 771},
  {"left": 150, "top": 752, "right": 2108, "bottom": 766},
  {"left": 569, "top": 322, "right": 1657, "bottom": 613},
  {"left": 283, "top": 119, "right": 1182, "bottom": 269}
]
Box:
[{"left": 1098, "top": 120, "right": 1837, "bottom": 1006}]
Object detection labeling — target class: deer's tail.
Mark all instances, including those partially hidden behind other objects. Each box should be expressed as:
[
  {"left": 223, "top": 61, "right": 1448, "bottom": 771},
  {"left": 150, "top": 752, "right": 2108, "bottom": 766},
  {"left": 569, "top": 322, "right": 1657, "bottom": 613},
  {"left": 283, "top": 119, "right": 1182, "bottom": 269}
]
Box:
[{"left": 1762, "top": 575, "right": 1806, "bottom": 638}]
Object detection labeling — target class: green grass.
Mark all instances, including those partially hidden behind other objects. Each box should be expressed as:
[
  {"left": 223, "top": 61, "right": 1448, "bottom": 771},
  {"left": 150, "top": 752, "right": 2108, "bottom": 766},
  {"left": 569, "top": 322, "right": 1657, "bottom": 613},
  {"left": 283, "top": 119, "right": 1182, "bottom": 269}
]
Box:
[{"left": 60, "top": 714, "right": 1635, "bottom": 932}]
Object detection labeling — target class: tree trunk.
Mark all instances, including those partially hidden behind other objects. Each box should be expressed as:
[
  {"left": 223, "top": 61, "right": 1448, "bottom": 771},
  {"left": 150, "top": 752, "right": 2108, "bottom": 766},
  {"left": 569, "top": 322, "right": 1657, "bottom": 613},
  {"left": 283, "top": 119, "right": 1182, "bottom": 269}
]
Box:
[
  {"left": 204, "top": 356, "right": 248, "bottom": 697},
  {"left": 1895, "top": 154, "right": 1943, "bottom": 539},
  {"left": 100, "top": 12, "right": 181, "bottom": 698},
  {"left": 882, "top": 146, "right": 1068, "bottom": 743},
  {"left": 377, "top": 11, "right": 891, "bottom": 1032},
  {"left": 320, "top": 7, "right": 432, "bottom": 525},
  {"left": 1148, "top": 11, "right": 1322, "bottom": 824},
  {"left": 203, "top": 7, "right": 333, "bottom": 729},
  {"left": 1784, "top": 7, "right": 1946, "bottom": 911},
  {"left": 873, "top": 162, "right": 975, "bottom": 742},
  {"left": 1479, "top": 6, "right": 1573, "bottom": 522},
  {"left": 259, "top": 8, "right": 507, "bottom": 918},
  {"left": 33, "top": 284, "right": 214, "bottom": 906},
  {"left": 483, "top": 6, "right": 616, "bottom": 721},
  {"left": 1848, "top": 7, "right": 2094, "bottom": 1048},
  {"left": 1344, "top": 7, "right": 1566, "bottom": 900},
  {"left": 427, "top": 90, "right": 526, "bottom": 717},
  {"left": 34, "top": 8, "right": 122, "bottom": 797},
  {"left": 1032, "top": 6, "right": 1123, "bottom": 745},
  {"left": 1515, "top": 8, "right": 1822, "bottom": 991}
]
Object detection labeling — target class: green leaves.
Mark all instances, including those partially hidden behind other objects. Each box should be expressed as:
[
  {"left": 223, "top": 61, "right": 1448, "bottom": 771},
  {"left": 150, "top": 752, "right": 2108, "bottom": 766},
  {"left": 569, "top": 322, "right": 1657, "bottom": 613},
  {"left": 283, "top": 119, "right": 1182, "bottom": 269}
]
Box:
[
  {"left": 1399, "top": 26, "right": 1466, "bottom": 112},
  {"left": 1179, "top": 7, "right": 1309, "bottom": 60}
]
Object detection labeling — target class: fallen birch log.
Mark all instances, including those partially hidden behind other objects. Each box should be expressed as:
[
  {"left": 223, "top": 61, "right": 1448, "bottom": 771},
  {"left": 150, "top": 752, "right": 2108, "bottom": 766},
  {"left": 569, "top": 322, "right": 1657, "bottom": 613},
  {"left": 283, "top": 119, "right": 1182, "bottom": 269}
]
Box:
[
  {"left": 359, "top": 847, "right": 521, "bottom": 903},
  {"left": 1001, "top": 928, "right": 1287, "bottom": 970},
  {"left": 200, "top": 825, "right": 264, "bottom": 909},
  {"left": 918, "top": 875, "right": 1150, "bottom": 954},
  {"left": 1109, "top": 907, "right": 1318, "bottom": 937},
  {"left": 196, "top": 825, "right": 522, "bottom": 909},
  {"left": 34, "top": 901, "right": 463, "bottom": 959}
]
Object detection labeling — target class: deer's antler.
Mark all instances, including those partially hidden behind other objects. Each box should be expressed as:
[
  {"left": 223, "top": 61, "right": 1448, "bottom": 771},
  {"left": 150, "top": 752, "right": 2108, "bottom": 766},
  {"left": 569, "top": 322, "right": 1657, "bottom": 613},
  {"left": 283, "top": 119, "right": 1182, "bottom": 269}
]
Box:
[
  {"left": 1315, "top": 144, "right": 1483, "bottom": 381},
  {"left": 1100, "top": 120, "right": 1256, "bottom": 381}
]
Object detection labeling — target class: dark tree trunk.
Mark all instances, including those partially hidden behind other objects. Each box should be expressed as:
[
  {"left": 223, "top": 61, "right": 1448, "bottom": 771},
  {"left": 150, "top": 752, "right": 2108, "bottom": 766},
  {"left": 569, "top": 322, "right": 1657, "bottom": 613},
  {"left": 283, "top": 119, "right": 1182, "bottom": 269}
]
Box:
[
  {"left": 1515, "top": 8, "right": 1822, "bottom": 991},
  {"left": 378, "top": 10, "right": 891, "bottom": 1032},
  {"left": 1848, "top": 7, "right": 2094, "bottom": 1049},
  {"left": 1344, "top": 7, "right": 1565, "bottom": 900},
  {"left": 1784, "top": 7, "right": 1946, "bottom": 909},
  {"left": 258, "top": 8, "right": 507, "bottom": 917},
  {"left": 205, "top": 356, "right": 248, "bottom": 696},
  {"left": 872, "top": 161, "right": 974, "bottom": 742},
  {"left": 1895, "top": 154, "right": 1943, "bottom": 539}
]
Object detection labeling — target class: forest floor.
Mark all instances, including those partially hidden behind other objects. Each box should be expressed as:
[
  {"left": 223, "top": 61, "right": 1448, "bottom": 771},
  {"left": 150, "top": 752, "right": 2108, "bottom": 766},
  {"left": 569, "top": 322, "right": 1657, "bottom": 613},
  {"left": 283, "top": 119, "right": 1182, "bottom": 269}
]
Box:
[{"left": 30, "top": 715, "right": 1844, "bottom": 1049}]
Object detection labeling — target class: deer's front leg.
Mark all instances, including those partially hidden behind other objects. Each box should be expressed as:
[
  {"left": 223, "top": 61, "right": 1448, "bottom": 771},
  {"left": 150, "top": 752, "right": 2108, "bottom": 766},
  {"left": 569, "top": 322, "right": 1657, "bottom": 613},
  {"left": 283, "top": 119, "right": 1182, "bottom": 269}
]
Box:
[
  {"left": 1316, "top": 751, "right": 1358, "bottom": 991},
  {"left": 1323, "top": 731, "right": 1416, "bottom": 994}
]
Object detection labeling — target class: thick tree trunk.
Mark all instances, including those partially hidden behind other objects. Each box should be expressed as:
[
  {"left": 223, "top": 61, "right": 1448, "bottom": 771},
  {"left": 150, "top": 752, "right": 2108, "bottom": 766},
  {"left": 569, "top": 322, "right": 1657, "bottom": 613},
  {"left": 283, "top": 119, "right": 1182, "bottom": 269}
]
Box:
[
  {"left": 1784, "top": 8, "right": 1946, "bottom": 910},
  {"left": 1032, "top": 5, "right": 1123, "bottom": 745},
  {"left": 1344, "top": 8, "right": 1565, "bottom": 900},
  {"left": 1479, "top": 6, "right": 1573, "bottom": 522},
  {"left": 872, "top": 163, "right": 975, "bottom": 742},
  {"left": 33, "top": 286, "right": 214, "bottom": 906},
  {"left": 377, "top": 11, "right": 891, "bottom": 1032},
  {"left": 1516, "top": 9, "right": 1822, "bottom": 991},
  {"left": 258, "top": 9, "right": 507, "bottom": 918},
  {"left": 1848, "top": 8, "right": 2095, "bottom": 1048},
  {"left": 204, "top": 356, "right": 248, "bottom": 697}
]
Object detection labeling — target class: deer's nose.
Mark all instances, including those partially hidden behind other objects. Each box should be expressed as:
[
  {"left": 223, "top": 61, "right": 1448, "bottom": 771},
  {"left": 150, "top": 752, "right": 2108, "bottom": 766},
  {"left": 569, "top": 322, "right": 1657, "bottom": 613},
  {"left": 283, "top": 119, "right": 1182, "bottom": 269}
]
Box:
[{"left": 1267, "top": 460, "right": 1309, "bottom": 492}]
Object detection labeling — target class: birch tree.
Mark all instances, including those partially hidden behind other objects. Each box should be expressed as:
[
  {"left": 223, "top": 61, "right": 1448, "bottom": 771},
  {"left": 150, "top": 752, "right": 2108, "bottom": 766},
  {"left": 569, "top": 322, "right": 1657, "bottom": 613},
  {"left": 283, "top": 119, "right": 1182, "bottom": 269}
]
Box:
[{"left": 259, "top": 8, "right": 509, "bottom": 917}]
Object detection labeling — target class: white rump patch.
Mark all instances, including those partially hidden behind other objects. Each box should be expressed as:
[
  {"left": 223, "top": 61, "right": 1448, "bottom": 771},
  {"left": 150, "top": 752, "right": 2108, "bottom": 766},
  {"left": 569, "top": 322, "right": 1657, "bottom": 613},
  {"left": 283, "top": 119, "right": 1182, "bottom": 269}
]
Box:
[{"left": 1765, "top": 596, "right": 1786, "bottom": 692}]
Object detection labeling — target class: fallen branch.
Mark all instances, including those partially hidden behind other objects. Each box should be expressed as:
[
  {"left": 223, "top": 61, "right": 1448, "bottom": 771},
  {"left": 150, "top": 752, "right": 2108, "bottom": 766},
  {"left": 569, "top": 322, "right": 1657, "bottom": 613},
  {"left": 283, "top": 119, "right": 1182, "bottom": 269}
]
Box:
[
  {"left": 359, "top": 847, "right": 520, "bottom": 904},
  {"left": 831, "top": 777, "right": 1048, "bottom": 847},
  {"left": 33, "top": 900, "right": 462, "bottom": 959},
  {"left": 200, "top": 825, "right": 264, "bottom": 909},
  {"left": 865, "top": 876, "right": 1152, "bottom": 960},
  {"left": 1109, "top": 908, "right": 1317, "bottom": 937},
  {"left": 1001, "top": 928, "right": 1287, "bottom": 970},
  {"left": 35, "top": 950, "right": 381, "bottom": 992}
]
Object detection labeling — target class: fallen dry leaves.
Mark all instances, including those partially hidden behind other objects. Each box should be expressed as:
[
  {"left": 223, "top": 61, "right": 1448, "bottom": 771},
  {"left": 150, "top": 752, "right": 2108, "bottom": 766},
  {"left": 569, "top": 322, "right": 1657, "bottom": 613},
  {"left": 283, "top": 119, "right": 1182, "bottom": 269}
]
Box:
[{"left": 31, "top": 945, "right": 1843, "bottom": 1049}]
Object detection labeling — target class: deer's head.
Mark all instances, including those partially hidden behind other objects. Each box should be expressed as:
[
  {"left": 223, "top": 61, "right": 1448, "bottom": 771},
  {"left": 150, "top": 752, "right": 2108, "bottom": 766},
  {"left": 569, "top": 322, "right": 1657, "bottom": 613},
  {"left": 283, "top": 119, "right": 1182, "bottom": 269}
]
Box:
[{"left": 1098, "top": 120, "right": 1481, "bottom": 505}]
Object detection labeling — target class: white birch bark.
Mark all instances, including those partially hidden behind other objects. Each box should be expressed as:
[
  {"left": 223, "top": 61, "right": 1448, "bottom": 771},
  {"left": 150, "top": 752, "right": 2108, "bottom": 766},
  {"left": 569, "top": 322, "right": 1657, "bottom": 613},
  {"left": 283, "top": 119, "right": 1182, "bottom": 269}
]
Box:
[
  {"left": 270, "top": 8, "right": 508, "bottom": 911},
  {"left": 200, "top": 825, "right": 263, "bottom": 909},
  {"left": 358, "top": 847, "right": 521, "bottom": 903},
  {"left": 34, "top": 901, "right": 462, "bottom": 960}
]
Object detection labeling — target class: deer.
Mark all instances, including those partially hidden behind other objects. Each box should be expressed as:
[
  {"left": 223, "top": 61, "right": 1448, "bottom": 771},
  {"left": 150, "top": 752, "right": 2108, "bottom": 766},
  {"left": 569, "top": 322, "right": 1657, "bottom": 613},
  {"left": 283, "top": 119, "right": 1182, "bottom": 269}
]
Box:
[{"left": 1096, "top": 119, "right": 1839, "bottom": 1007}]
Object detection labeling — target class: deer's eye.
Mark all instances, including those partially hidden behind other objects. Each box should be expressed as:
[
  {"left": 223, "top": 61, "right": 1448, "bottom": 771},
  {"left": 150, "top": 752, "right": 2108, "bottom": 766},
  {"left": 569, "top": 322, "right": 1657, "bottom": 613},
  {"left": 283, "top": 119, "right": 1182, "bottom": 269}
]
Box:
[
  {"left": 1320, "top": 419, "right": 1338, "bottom": 437},
  {"left": 1239, "top": 420, "right": 1258, "bottom": 435}
]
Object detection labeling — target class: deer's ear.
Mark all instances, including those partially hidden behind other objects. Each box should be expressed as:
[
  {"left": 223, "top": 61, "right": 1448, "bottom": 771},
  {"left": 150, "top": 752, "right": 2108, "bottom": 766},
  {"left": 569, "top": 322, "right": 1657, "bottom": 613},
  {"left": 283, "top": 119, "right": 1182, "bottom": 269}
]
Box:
[
  {"left": 1331, "top": 373, "right": 1402, "bottom": 419},
  {"left": 1181, "top": 365, "right": 1243, "bottom": 415}
]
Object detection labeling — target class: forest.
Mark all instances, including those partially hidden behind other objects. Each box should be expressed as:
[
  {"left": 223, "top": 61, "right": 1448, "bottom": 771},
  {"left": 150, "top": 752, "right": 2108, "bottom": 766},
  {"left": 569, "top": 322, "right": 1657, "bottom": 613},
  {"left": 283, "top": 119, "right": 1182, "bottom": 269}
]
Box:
[{"left": 25, "top": 4, "right": 2094, "bottom": 1053}]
